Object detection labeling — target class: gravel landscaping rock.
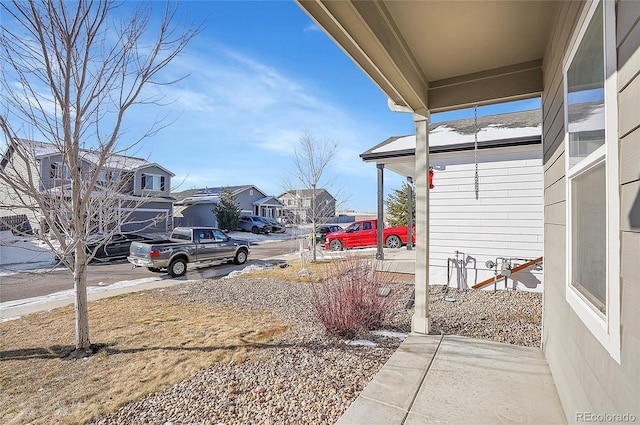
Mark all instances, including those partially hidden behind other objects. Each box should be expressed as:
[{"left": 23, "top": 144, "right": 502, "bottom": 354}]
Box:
[{"left": 90, "top": 277, "right": 542, "bottom": 424}]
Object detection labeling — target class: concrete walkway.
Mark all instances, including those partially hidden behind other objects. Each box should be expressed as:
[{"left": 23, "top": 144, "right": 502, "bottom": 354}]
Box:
[{"left": 337, "top": 333, "right": 566, "bottom": 425}]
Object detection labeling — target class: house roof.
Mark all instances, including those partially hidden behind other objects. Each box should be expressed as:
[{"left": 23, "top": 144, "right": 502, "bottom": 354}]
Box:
[
  {"left": 172, "top": 185, "right": 266, "bottom": 202},
  {"left": 360, "top": 109, "right": 542, "bottom": 178},
  {"left": 278, "top": 189, "right": 334, "bottom": 199},
  {"left": 362, "top": 109, "right": 541, "bottom": 159},
  {"left": 253, "top": 196, "right": 284, "bottom": 207},
  {"left": 5, "top": 139, "right": 174, "bottom": 176},
  {"left": 296, "top": 1, "right": 557, "bottom": 112}
]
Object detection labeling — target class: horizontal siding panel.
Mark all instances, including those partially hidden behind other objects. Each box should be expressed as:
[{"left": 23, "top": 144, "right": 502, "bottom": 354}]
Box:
[
  {"left": 620, "top": 127, "right": 640, "bottom": 185},
  {"left": 618, "top": 10, "right": 640, "bottom": 90},
  {"left": 617, "top": 0, "right": 640, "bottom": 47},
  {"left": 430, "top": 232, "right": 541, "bottom": 243},
  {"left": 545, "top": 178, "right": 566, "bottom": 206},
  {"left": 429, "top": 244, "right": 543, "bottom": 259},
  {"left": 544, "top": 201, "right": 566, "bottom": 226},
  {"left": 430, "top": 218, "right": 542, "bottom": 228},
  {"left": 430, "top": 197, "right": 542, "bottom": 207},
  {"left": 430, "top": 188, "right": 543, "bottom": 199},
  {"left": 431, "top": 238, "right": 542, "bottom": 251},
  {"left": 543, "top": 86, "right": 565, "bottom": 152},
  {"left": 544, "top": 151, "right": 565, "bottom": 186},
  {"left": 434, "top": 161, "right": 541, "bottom": 175},
  {"left": 432, "top": 225, "right": 542, "bottom": 235},
  {"left": 433, "top": 167, "right": 542, "bottom": 180},
  {"left": 431, "top": 211, "right": 542, "bottom": 221},
  {"left": 431, "top": 203, "right": 542, "bottom": 214},
  {"left": 621, "top": 179, "right": 640, "bottom": 232},
  {"left": 619, "top": 75, "right": 640, "bottom": 137}
]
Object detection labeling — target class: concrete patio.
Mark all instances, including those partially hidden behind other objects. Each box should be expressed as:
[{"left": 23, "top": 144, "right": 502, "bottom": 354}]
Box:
[
  {"left": 338, "top": 333, "right": 566, "bottom": 425},
  {"left": 355, "top": 247, "right": 566, "bottom": 424}
]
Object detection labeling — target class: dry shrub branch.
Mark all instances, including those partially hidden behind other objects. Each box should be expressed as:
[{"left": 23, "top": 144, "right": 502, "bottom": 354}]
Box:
[{"left": 311, "top": 254, "right": 399, "bottom": 338}]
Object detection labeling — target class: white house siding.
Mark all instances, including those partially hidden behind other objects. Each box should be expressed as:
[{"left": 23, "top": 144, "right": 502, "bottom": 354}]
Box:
[
  {"left": 542, "top": 1, "right": 640, "bottom": 421},
  {"left": 428, "top": 144, "right": 544, "bottom": 291},
  {"left": 0, "top": 151, "right": 41, "bottom": 229}
]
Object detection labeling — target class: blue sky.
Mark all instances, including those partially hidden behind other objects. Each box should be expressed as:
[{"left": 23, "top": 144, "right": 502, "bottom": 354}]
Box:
[
  {"left": 136, "top": 0, "right": 416, "bottom": 212},
  {"left": 3, "top": 1, "right": 540, "bottom": 213}
]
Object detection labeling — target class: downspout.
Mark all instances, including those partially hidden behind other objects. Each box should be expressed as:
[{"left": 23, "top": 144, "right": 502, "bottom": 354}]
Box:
[{"left": 376, "top": 163, "right": 384, "bottom": 260}]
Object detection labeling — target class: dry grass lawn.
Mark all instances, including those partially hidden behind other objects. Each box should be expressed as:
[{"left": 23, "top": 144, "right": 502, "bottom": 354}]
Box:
[
  {"left": 0, "top": 256, "right": 408, "bottom": 424},
  {"left": 0, "top": 290, "right": 289, "bottom": 425},
  {"left": 251, "top": 257, "right": 415, "bottom": 284}
]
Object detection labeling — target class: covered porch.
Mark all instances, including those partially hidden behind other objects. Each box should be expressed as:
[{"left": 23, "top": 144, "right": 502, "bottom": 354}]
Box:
[{"left": 295, "top": 1, "right": 572, "bottom": 423}]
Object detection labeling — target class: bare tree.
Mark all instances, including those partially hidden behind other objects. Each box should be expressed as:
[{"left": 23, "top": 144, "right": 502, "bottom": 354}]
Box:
[
  {"left": 0, "top": 0, "right": 199, "bottom": 356},
  {"left": 284, "top": 131, "right": 339, "bottom": 262}
]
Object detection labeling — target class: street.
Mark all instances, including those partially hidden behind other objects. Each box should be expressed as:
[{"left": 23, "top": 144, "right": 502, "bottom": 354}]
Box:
[{"left": 0, "top": 239, "right": 307, "bottom": 303}]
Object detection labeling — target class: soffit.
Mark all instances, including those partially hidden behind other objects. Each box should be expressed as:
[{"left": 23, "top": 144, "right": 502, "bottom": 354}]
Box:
[{"left": 297, "top": 0, "right": 557, "bottom": 112}]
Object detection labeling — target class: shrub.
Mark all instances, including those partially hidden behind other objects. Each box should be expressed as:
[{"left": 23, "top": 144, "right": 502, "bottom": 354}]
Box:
[
  {"left": 311, "top": 254, "right": 398, "bottom": 338},
  {"left": 212, "top": 188, "right": 241, "bottom": 231}
]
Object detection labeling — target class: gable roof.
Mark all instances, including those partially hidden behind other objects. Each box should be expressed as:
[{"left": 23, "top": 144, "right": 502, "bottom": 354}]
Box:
[
  {"left": 253, "top": 196, "right": 284, "bottom": 207},
  {"left": 3, "top": 139, "right": 174, "bottom": 176},
  {"left": 361, "top": 109, "right": 542, "bottom": 162},
  {"left": 172, "top": 185, "right": 266, "bottom": 202},
  {"left": 278, "top": 188, "right": 334, "bottom": 199}
]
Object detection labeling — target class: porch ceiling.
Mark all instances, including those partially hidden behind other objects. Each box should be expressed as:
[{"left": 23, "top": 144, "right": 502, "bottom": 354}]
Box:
[{"left": 296, "top": 0, "right": 557, "bottom": 112}]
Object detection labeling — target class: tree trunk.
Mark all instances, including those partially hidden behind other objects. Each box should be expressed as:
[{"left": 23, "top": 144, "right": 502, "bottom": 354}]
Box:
[{"left": 74, "top": 248, "right": 91, "bottom": 350}]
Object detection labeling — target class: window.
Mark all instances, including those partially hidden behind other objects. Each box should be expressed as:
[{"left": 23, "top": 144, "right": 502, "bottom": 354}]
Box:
[
  {"left": 100, "top": 170, "right": 120, "bottom": 183},
  {"left": 141, "top": 173, "right": 165, "bottom": 191},
  {"left": 564, "top": 0, "right": 620, "bottom": 361},
  {"left": 50, "top": 162, "right": 70, "bottom": 180},
  {"left": 213, "top": 230, "right": 228, "bottom": 241}
]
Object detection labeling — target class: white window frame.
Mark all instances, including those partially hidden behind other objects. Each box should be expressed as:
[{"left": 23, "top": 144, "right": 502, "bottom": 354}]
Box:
[
  {"left": 141, "top": 173, "right": 165, "bottom": 191},
  {"left": 563, "top": 0, "right": 620, "bottom": 362},
  {"left": 50, "top": 161, "right": 70, "bottom": 181}
]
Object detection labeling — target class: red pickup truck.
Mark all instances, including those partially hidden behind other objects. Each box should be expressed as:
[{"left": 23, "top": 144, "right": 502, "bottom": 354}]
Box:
[{"left": 323, "top": 219, "right": 414, "bottom": 251}]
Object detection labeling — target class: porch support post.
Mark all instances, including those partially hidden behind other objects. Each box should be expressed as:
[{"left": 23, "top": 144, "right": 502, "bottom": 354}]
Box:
[
  {"left": 406, "top": 176, "right": 413, "bottom": 250},
  {"left": 376, "top": 163, "right": 384, "bottom": 260},
  {"left": 412, "top": 110, "right": 430, "bottom": 334}
]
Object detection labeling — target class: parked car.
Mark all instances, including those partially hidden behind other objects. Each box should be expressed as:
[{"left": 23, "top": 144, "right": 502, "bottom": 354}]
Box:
[
  {"left": 315, "top": 224, "right": 343, "bottom": 244},
  {"left": 87, "top": 232, "right": 166, "bottom": 261},
  {"left": 128, "top": 227, "right": 250, "bottom": 277},
  {"left": 237, "top": 215, "right": 272, "bottom": 234},
  {"left": 324, "top": 219, "right": 414, "bottom": 251},
  {"left": 263, "top": 217, "right": 286, "bottom": 233}
]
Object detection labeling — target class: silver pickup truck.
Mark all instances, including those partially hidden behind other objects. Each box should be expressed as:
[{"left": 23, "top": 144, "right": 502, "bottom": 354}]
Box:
[{"left": 127, "top": 227, "right": 250, "bottom": 277}]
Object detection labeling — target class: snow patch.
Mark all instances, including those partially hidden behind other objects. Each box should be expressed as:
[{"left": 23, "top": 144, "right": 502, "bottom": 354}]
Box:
[
  {"left": 346, "top": 339, "right": 378, "bottom": 348},
  {"left": 224, "top": 263, "right": 275, "bottom": 279},
  {"left": 371, "top": 330, "right": 408, "bottom": 340}
]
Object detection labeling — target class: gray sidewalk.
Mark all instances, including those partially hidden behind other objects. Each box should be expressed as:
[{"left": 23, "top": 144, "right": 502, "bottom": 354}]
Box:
[{"left": 337, "top": 333, "right": 566, "bottom": 424}]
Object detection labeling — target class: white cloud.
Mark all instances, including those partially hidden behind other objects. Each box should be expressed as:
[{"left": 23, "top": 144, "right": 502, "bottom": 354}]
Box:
[{"left": 304, "top": 23, "right": 321, "bottom": 33}]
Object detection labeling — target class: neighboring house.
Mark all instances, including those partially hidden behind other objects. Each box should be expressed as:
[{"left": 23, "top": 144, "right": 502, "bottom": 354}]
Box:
[
  {"left": 361, "top": 109, "right": 544, "bottom": 291},
  {"left": 298, "top": 0, "right": 639, "bottom": 420},
  {"left": 278, "top": 189, "right": 336, "bottom": 224},
  {"left": 173, "top": 185, "right": 284, "bottom": 228},
  {"left": 0, "top": 139, "right": 174, "bottom": 234}
]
